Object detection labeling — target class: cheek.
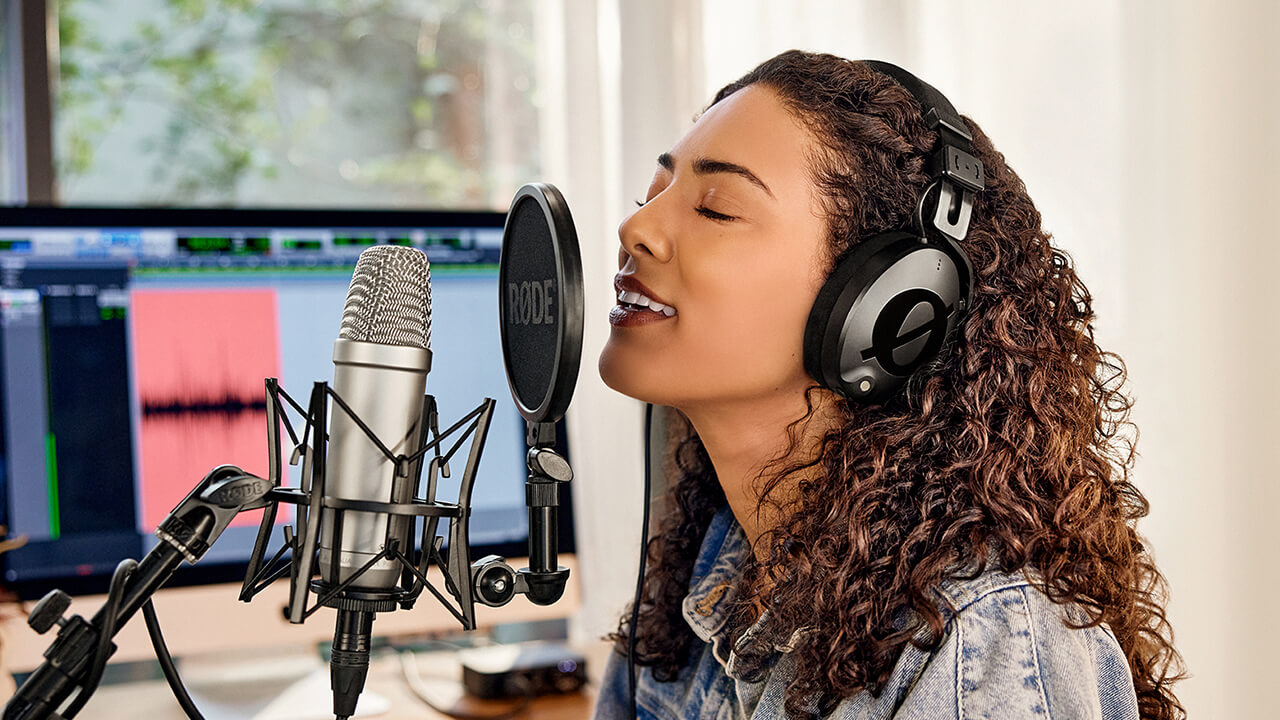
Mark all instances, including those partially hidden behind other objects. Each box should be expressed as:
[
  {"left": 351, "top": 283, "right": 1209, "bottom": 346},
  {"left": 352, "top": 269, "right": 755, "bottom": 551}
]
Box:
[{"left": 682, "top": 269, "right": 818, "bottom": 379}]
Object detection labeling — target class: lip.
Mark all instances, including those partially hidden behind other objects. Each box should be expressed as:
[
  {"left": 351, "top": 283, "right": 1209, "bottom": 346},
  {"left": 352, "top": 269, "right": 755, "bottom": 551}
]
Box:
[
  {"left": 613, "top": 275, "right": 673, "bottom": 306},
  {"left": 610, "top": 274, "right": 677, "bottom": 327}
]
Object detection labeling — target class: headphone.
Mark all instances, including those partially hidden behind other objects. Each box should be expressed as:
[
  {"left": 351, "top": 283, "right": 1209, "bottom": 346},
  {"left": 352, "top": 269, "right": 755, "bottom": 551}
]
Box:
[{"left": 802, "top": 60, "right": 985, "bottom": 404}]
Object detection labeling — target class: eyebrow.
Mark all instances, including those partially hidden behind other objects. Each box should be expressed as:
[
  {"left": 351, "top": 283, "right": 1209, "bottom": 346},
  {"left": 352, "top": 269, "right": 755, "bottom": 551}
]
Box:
[{"left": 657, "top": 152, "right": 775, "bottom": 199}]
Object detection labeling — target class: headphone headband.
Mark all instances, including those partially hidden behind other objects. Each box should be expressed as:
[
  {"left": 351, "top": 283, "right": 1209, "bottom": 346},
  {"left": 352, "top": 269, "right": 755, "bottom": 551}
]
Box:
[
  {"left": 863, "top": 61, "right": 985, "bottom": 242},
  {"left": 861, "top": 60, "right": 985, "bottom": 194},
  {"left": 862, "top": 62, "right": 971, "bottom": 140}
]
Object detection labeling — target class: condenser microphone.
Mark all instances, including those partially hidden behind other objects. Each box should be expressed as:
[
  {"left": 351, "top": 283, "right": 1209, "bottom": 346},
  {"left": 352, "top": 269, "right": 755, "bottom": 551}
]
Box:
[
  {"left": 318, "top": 244, "right": 432, "bottom": 720},
  {"left": 319, "top": 244, "right": 432, "bottom": 588}
]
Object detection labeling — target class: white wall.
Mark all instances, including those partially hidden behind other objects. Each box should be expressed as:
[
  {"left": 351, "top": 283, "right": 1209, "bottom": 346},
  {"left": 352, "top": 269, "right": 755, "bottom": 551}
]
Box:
[
  {"left": 553, "top": 1, "right": 1279, "bottom": 717},
  {"left": 1116, "top": 4, "right": 1280, "bottom": 718}
]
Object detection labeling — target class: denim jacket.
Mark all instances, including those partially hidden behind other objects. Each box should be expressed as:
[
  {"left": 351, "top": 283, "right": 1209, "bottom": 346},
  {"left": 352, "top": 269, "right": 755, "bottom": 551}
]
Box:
[{"left": 592, "top": 505, "right": 1140, "bottom": 719}]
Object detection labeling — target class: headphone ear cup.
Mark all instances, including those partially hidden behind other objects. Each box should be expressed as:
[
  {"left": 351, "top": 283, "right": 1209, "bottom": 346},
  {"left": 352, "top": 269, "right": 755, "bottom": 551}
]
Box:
[
  {"left": 804, "top": 232, "right": 968, "bottom": 403},
  {"left": 804, "top": 232, "right": 912, "bottom": 393}
]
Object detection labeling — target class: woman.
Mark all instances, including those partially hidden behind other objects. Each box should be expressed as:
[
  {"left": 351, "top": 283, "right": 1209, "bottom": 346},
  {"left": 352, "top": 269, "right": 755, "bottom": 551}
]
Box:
[{"left": 593, "top": 51, "right": 1184, "bottom": 719}]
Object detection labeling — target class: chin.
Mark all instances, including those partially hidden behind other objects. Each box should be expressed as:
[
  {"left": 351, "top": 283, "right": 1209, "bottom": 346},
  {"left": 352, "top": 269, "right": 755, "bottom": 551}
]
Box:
[{"left": 598, "top": 344, "right": 676, "bottom": 406}]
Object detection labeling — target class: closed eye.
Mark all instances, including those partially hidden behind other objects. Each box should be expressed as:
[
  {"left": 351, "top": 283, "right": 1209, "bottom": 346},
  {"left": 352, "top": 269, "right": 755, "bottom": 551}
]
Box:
[
  {"left": 635, "top": 198, "right": 735, "bottom": 221},
  {"left": 696, "top": 206, "right": 735, "bottom": 222}
]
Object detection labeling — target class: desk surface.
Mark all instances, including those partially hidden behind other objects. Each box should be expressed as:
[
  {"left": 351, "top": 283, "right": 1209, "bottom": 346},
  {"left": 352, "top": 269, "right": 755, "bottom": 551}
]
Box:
[{"left": 23, "top": 641, "right": 615, "bottom": 720}]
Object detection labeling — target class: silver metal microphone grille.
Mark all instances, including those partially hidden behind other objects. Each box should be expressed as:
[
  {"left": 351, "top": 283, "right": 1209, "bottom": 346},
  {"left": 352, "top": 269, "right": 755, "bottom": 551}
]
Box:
[{"left": 339, "top": 245, "right": 432, "bottom": 349}]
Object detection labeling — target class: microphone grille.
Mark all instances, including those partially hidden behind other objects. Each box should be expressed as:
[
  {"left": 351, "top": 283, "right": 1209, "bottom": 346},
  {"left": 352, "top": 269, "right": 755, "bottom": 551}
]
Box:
[{"left": 339, "top": 245, "right": 432, "bottom": 349}]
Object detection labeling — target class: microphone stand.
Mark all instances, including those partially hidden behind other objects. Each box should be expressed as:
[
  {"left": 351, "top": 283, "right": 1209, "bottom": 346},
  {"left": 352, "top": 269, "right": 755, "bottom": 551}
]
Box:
[{"left": 3, "top": 467, "right": 275, "bottom": 720}]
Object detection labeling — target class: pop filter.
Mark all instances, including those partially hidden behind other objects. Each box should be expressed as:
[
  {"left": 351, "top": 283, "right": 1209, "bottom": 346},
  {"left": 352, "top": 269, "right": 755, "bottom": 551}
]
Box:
[{"left": 498, "top": 183, "right": 584, "bottom": 427}]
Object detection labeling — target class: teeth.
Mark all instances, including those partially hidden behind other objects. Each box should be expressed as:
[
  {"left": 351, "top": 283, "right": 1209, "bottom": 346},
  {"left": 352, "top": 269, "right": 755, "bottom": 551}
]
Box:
[{"left": 616, "top": 289, "right": 677, "bottom": 316}]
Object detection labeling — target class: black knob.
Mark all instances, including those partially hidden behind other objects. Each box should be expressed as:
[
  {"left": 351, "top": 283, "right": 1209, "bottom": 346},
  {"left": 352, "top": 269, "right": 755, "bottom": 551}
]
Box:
[
  {"left": 29, "top": 589, "right": 72, "bottom": 634},
  {"left": 477, "top": 565, "right": 516, "bottom": 606},
  {"left": 471, "top": 555, "right": 518, "bottom": 607},
  {"left": 527, "top": 448, "right": 572, "bottom": 483}
]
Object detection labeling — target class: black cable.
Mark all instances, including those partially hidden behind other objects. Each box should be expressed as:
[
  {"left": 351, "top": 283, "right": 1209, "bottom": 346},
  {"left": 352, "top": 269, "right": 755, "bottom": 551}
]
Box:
[
  {"left": 142, "top": 598, "right": 206, "bottom": 720},
  {"left": 628, "top": 402, "right": 654, "bottom": 720},
  {"left": 399, "top": 650, "right": 533, "bottom": 720},
  {"left": 62, "top": 557, "right": 137, "bottom": 718}
]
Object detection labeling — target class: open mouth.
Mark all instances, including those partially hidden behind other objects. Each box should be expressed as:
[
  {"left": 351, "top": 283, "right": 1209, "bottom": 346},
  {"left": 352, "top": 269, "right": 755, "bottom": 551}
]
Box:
[{"left": 616, "top": 290, "right": 677, "bottom": 317}]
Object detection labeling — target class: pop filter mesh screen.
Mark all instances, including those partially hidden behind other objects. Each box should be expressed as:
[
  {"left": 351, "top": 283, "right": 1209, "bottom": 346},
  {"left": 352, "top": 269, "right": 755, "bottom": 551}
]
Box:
[{"left": 502, "top": 195, "right": 560, "bottom": 413}]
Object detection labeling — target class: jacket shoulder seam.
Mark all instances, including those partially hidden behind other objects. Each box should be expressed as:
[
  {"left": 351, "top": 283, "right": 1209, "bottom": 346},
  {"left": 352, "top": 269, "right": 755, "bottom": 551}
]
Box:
[{"left": 1020, "top": 585, "right": 1054, "bottom": 719}]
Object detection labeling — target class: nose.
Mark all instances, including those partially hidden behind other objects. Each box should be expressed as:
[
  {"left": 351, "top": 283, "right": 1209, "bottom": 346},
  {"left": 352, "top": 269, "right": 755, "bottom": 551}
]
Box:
[{"left": 618, "top": 201, "right": 674, "bottom": 265}]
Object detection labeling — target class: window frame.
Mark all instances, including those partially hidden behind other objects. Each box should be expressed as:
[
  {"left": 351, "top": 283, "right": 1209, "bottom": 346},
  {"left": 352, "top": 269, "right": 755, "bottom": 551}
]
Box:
[{"left": 4, "top": 0, "right": 55, "bottom": 204}]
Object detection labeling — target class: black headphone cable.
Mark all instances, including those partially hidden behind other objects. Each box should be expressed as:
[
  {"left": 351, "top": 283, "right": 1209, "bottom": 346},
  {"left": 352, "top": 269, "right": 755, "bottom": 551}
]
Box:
[{"left": 627, "top": 402, "right": 654, "bottom": 718}]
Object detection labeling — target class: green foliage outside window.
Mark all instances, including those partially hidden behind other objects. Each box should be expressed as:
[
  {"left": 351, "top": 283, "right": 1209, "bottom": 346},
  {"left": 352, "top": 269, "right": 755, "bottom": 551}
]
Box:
[{"left": 56, "top": 0, "right": 540, "bottom": 208}]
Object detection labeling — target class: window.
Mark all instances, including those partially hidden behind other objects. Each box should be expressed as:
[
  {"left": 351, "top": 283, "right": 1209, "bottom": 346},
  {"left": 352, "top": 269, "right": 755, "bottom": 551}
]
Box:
[{"left": 51, "top": 0, "right": 541, "bottom": 209}]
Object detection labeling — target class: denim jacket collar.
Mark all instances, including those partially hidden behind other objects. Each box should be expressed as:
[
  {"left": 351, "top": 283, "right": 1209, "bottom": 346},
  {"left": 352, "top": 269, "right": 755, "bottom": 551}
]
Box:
[
  {"left": 680, "top": 505, "right": 744, "bottom": 659},
  {"left": 681, "top": 505, "right": 807, "bottom": 680}
]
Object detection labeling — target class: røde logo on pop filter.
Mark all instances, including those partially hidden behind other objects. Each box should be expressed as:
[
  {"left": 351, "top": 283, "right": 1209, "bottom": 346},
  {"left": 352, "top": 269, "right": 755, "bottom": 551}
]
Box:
[{"left": 498, "top": 183, "right": 584, "bottom": 425}]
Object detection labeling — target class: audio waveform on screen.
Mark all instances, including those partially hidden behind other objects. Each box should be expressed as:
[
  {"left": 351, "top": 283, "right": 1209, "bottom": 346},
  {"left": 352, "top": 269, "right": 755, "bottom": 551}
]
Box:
[
  {"left": 141, "top": 393, "right": 269, "bottom": 418},
  {"left": 131, "top": 288, "right": 286, "bottom": 531}
]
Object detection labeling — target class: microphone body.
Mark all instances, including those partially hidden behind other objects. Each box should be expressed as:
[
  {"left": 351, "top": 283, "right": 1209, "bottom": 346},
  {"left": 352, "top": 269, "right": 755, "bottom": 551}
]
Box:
[{"left": 318, "top": 338, "right": 430, "bottom": 588}]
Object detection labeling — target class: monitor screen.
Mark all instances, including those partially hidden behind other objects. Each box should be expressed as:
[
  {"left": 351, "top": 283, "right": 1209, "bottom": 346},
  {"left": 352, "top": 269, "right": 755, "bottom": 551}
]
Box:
[{"left": 0, "top": 207, "right": 572, "bottom": 599}]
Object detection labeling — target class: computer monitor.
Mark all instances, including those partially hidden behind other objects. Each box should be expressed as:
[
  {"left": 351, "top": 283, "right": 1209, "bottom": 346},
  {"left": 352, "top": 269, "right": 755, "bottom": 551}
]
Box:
[{"left": 0, "top": 206, "right": 573, "bottom": 600}]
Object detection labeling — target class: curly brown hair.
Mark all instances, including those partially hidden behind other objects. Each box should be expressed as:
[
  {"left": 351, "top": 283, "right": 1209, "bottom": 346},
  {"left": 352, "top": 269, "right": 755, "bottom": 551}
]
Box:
[{"left": 612, "top": 50, "right": 1185, "bottom": 719}]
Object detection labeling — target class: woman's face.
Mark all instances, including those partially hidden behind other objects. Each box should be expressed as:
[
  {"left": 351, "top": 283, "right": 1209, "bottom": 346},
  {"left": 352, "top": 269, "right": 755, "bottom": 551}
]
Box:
[{"left": 598, "top": 84, "right": 830, "bottom": 411}]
